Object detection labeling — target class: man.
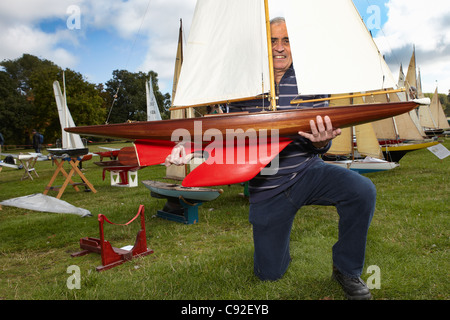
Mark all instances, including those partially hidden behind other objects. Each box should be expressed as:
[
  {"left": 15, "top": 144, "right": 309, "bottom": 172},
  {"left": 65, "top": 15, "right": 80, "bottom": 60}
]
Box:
[
  {"left": 32, "top": 129, "right": 41, "bottom": 153},
  {"left": 168, "top": 17, "right": 375, "bottom": 300},
  {"left": 0, "top": 132, "right": 4, "bottom": 155},
  {"left": 228, "top": 17, "right": 375, "bottom": 300}
]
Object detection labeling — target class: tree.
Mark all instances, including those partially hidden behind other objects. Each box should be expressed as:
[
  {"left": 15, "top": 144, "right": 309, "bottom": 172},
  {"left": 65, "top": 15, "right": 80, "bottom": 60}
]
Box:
[
  {"left": 0, "top": 54, "right": 106, "bottom": 146},
  {"left": 0, "top": 54, "right": 171, "bottom": 147},
  {"left": 0, "top": 71, "right": 33, "bottom": 147},
  {"left": 105, "top": 70, "right": 171, "bottom": 123}
]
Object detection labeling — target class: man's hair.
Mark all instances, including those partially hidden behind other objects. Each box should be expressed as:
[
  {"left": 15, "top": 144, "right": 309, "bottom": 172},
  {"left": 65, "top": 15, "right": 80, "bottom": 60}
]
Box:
[{"left": 270, "top": 17, "right": 285, "bottom": 25}]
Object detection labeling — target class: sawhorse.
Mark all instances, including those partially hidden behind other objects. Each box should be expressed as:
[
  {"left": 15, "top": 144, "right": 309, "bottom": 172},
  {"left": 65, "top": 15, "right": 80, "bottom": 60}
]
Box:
[{"left": 44, "top": 156, "right": 97, "bottom": 199}]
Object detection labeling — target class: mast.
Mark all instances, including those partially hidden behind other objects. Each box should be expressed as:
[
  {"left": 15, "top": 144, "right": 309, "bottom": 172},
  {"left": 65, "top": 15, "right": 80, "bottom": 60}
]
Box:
[
  {"left": 171, "top": 18, "right": 185, "bottom": 119},
  {"left": 264, "top": 0, "right": 277, "bottom": 111}
]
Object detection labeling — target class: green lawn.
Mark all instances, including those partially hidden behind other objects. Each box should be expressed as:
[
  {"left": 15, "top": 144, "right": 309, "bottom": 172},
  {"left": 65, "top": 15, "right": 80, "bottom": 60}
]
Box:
[{"left": 0, "top": 139, "right": 448, "bottom": 300}]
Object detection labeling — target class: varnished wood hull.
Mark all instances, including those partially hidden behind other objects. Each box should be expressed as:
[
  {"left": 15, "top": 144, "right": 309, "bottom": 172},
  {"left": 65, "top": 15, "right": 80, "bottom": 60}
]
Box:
[{"left": 66, "top": 101, "right": 419, "bottom": 141}]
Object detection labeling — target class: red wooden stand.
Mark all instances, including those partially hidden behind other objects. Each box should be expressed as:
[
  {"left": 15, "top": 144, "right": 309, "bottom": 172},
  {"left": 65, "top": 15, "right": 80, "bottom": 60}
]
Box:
[{"left": 71, "top": 205, "right": 153, "bottom": 271}]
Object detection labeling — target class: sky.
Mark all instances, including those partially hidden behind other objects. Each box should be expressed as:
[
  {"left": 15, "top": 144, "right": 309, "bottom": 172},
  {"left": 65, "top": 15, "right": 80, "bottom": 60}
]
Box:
[{"left": 1, "top": 0, "right": 449, "bottom": 96}]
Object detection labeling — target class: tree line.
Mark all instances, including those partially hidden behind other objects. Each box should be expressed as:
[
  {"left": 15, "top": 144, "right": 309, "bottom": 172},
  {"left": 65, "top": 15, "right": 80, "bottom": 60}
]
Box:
[
  {"left": 1, "top": 54, "right": 448, "bottom": 150},
  {"left": 0, "top": 54, "right": 171, "bottom": 148}
]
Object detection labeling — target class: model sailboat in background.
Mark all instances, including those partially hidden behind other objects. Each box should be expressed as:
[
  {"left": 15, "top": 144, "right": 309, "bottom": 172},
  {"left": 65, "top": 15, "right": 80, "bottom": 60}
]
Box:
[
  {"left": 324, "top": 95, "right": 399, "bottom": 173},
  {"left": 370, "top": 48, "right": 439, "bottom": 162},
  {"left": 48, "top": 74, "right": 89, "bottom": 157},
  {"left": 419, "top": 87, "right": 449, "bottom": 136},
  {"left": 66, "top": 0, "right": 427, "bottom": 188},
  {"left": 146, "top": 77, "right": 162, "bottom": 121},
  {"left": 403, "top": 47, "right": 449, "bottom": 136}
]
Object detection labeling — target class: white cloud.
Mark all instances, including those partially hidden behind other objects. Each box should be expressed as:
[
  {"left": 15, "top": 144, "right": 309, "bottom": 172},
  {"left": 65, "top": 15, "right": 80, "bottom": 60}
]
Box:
[
  {"left": 0, "top": 1, "right": 68, "bottom": 25},
  {"left": 374, "top": 0, "right": 450, "bottom": 93},
  {"left": 0, "top": 24, "right": 78, "bottom": 68},
  {"left": 0, "top": 0, "right": 80, "bottom": 68},
  {"left": 136, "top": 0, "right": 197, "bottom": 91},
  {"left": 2, "top": 0, "right": 449, "bottom": 95}
]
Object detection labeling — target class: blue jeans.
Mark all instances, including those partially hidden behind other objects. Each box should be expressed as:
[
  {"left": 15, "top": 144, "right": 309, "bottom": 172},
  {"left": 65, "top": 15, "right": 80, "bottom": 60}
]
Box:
[{"left": 249, "top": 160, "right": 376, "bottom": 280}]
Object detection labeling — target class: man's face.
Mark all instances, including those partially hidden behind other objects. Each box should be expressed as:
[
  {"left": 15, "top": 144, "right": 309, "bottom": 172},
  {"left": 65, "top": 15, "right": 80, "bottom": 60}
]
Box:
[{"left": 271, "top": 22, "right": 292, "bottom": 75}]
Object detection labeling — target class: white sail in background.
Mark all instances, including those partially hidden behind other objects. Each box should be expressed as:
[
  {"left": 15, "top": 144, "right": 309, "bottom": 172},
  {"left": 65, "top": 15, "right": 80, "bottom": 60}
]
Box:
[
  {"left": 286, "top": 0, "right": 397, "bottom": 95},
  {"left": 53, "top": 80, "right": 85, "bottom": 150},
  {"left": 146, "top": 78, "right": 162, "bottom": 121},
  {"left": 370, "top": 91, "right": 425, "bottom": 141},
  {"left": 430, "top": 88, "right": 450, "bottom": 129},
  {"left": 173, "top": 0, "right": 270, "bottom": 107},
  {"left": 398, "top": 64, "right": 405, "bottom": 88}
]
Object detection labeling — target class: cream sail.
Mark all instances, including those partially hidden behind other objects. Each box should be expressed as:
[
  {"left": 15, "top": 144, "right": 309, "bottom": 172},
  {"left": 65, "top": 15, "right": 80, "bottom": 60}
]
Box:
[
  {"left": 419, "top": 87, "right": 450, "bottom": 132},
  {"left": 173, "top": 0, "right": 400, "bottom": 109},
  {"left": 173, "top": 0, "right": 270, "bottom": 108},
  {"left": 325, "top": 95, "right": 399, "bottom": 173},
  {"left": 429, "top": 88, "right": 450, "bottom": 130},
  {"left": 286, "top": 0, "right": 397, "bottom": 96}
]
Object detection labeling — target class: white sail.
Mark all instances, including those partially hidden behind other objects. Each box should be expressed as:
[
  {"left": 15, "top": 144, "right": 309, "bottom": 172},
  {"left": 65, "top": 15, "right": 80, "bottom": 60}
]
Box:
[
  {"left": 146, "top": 78, "right": 162, "bottom": 121},
  {"left": 173, "top": 0, "right": 397, "bottom": 107},
  {"left": 173, "top": 0, "right": 270, "bottom": 107},
  {"left": 53, "top": 80, "right": 85, "bottom": 150},
  {"left": 286, "top": 0, "right": 397, "bottom": 95}
]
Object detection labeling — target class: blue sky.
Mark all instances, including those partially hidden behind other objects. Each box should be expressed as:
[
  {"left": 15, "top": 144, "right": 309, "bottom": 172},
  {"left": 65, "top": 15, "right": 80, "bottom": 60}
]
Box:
[{"left": 1, "top": 0, "right": 449, "bottom": 95}]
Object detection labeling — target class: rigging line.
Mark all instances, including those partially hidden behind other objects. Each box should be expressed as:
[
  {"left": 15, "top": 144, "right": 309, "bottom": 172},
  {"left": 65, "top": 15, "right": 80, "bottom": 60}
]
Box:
[
  {"left": 106, "top": 0, "right": 153, "bottom": 124},
  {"left": 123, "top": 0, "right": 153, "bottom": 70},
  {"left": 260, "top": 0, "right": 266, "bottom": 111},
  {"left": 363, "top": 0, "right": 402, "bottom": 67},
  {"left": 105, "top": 85, "right": 121, "bottom": 124}
]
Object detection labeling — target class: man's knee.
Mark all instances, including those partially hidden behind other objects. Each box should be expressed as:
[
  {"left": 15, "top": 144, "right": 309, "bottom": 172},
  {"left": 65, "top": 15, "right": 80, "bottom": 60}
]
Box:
[{"left": 351, "top": 175, "right": 377, "bottom": 204}]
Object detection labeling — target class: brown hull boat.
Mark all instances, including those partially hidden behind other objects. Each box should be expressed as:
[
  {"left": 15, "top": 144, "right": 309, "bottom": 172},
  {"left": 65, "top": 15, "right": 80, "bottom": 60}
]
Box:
[{"left": 66, "top": 101, "right": 419, "bottom": 141}]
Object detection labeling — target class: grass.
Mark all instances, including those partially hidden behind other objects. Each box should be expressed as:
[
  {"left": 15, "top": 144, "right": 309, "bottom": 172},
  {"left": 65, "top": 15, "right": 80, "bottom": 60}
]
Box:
[{"left": 0, "top": 139, "right": 448, "bottom": 301}]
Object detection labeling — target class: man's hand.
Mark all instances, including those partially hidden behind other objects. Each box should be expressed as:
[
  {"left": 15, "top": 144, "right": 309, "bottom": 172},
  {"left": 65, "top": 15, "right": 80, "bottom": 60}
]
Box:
[{"left": 298, "top": 115, "right": 341, "bottom": 149}]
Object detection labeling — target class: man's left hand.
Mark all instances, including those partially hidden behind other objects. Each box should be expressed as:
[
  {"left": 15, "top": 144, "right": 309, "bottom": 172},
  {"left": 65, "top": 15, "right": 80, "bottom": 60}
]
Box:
[{"left": 298, "top": 115, "right": 341, "bottom": 149}]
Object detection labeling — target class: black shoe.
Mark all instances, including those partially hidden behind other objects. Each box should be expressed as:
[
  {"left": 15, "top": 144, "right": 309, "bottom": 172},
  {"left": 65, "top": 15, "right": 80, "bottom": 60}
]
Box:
[{"left": 332, "top": 266, "right": 372, "bottom": 300}]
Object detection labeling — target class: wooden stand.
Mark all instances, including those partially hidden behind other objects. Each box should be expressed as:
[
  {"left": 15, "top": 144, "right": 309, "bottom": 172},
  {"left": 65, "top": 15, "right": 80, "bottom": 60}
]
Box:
[
  {"left": 18, "top": 154, "right": 39, "bottom": 180},
  {"left": 154, "top": 194, "right": 203, "bottom": 225},
  {"left": 44, "top": 156, "right": 97, "bottom": 199},
  {"left": 94, "top": 161, "right": 143, "bottom": 187},
  {"left": 142, "top": 180, "right": 223, "bottom": 225},
  {"left": 0, "top": 154, "right": 39, "bottom": 180},
  {"left": 71, "top": 205, "right": 153, "bottom": 271}
]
